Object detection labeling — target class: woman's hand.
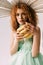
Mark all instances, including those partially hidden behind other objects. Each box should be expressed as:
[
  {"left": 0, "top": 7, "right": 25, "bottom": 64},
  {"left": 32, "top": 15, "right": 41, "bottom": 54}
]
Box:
[
  {"left": 25, "top": 22, "right": 39, "bottom": 35},
  {"left": 10, "top": 31, "right": 24, "bottom": 55},
  {"left": 14, "top": 31, "right": 24, "bottom": 42},
  {"left": 24, "top": 22, "right": 35, "bottom": 35}
]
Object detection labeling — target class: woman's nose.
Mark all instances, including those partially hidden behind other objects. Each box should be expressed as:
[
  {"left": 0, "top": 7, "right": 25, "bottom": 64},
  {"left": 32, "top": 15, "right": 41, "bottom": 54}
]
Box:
[{"left": 19, "top": 14, "right": 22, "bottom": 19}]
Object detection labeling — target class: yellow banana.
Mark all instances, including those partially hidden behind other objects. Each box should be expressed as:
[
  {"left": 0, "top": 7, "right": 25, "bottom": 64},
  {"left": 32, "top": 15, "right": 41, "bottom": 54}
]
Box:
[
  {"left": 17, "top": 25, "right": 25, "bottom": 32},
  {"left": 19, "top": 29, "right": 27, "bottom": 34},
  {"left": 17, "top": 24, "right": 33, "bottom": 39},
  {"left": 24, "top": 33, "right": 33, "bottom": 39}
]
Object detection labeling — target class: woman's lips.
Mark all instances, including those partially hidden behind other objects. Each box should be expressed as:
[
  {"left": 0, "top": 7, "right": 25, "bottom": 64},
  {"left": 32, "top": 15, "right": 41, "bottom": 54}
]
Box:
[
  {"left": 19, "top": 20, "right": 25, "bottom": 24},
  {"left": 19, "top": 19, "right": 23, "bottom": 21},
  {"left": 19, "top": 19, "right": 25, "bottom": 22}
]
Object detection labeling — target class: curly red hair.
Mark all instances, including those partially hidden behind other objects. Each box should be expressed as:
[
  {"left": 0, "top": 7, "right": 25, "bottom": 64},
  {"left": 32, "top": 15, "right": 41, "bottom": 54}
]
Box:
[{"left": 10, "top": 2, "right": 38, "bottom": 31}]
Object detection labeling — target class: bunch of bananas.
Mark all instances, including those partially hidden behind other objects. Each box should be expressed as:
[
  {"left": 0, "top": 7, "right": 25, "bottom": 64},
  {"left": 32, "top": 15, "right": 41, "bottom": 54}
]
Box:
[{"left": 17, "top": 24, "right": 33, "bottom": 39}]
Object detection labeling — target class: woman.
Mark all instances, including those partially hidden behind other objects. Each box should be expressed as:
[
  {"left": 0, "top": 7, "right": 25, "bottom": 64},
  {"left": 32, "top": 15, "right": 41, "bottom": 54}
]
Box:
[{"left": 10, "top": 2, "right": 43, "bottom": 65}]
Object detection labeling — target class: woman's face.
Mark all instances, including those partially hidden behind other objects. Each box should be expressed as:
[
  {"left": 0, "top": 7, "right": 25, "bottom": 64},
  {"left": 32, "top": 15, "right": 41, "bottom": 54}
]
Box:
[{"left": 16, "top": 8, "right": 28, "bottom": 25}]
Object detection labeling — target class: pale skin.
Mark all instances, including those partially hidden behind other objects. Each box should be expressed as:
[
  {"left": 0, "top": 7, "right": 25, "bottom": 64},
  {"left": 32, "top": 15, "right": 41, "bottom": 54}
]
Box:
[{"left": 10, "top": 9, "right": 41, "bottom": 57}]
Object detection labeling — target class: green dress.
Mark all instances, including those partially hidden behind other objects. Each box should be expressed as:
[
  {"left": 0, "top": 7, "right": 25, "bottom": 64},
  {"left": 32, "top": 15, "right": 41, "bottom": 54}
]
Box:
[{"left": 10, "top": 37, "right": 43, "bottom": 65}]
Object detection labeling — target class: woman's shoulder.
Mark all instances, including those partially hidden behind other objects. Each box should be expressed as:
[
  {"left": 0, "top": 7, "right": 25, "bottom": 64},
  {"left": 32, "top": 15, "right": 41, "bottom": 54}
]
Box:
[
  {"left": 36, "top": 26, "right": 41, "bottom": 33},
  {"left": 33, "top": 26, "right": 41, "bottom": 36},
  {"left": 11, "top": 30, "right": 16, "bottom": 38},
  {"left": 11, "top": 30, "right": 16, "bottom": 34}
]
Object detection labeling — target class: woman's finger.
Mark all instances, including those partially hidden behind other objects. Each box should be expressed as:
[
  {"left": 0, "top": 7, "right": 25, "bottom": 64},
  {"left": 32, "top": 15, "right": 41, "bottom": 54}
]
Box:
[{"left": 25, "top": 22, "right": 35, "bottom": 29}]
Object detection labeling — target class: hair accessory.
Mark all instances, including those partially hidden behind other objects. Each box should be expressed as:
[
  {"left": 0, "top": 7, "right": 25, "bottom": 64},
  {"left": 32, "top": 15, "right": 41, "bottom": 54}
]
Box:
[{"left": 0, "top": 0, "right": 43, "bottom": 18}]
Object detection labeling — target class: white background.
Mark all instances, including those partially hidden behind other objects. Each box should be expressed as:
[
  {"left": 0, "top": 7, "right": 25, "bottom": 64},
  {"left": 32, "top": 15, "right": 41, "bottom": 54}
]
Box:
[{"left": 0, "top": 13, "right": 43, "bottom": 65}]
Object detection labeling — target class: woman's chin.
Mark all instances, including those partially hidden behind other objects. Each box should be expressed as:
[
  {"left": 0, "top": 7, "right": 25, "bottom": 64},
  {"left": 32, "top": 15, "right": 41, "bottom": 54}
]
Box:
[{"left": 19, "top": 22, "right": 25, "bottom": 25}]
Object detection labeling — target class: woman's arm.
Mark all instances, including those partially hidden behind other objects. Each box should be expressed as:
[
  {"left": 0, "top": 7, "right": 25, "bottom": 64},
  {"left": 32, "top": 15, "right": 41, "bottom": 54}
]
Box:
[
  {"left": 32, "top": 27, "right": 41, "bottom": 57},
  {"left": 10, "top": 31, "right": 19, "bottom": 55}
]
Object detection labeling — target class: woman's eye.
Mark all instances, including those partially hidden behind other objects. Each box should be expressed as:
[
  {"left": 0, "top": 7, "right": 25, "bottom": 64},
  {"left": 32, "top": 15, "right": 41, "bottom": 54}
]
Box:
[
  {"left": 22, "top": 13, "right": 26, "bottom": 15},
  {"left": 16, "top": 14, "right": 19, "bottom": 16},
  {"left": 16, "top": 13, "right": 26, "bottom": 16}
]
